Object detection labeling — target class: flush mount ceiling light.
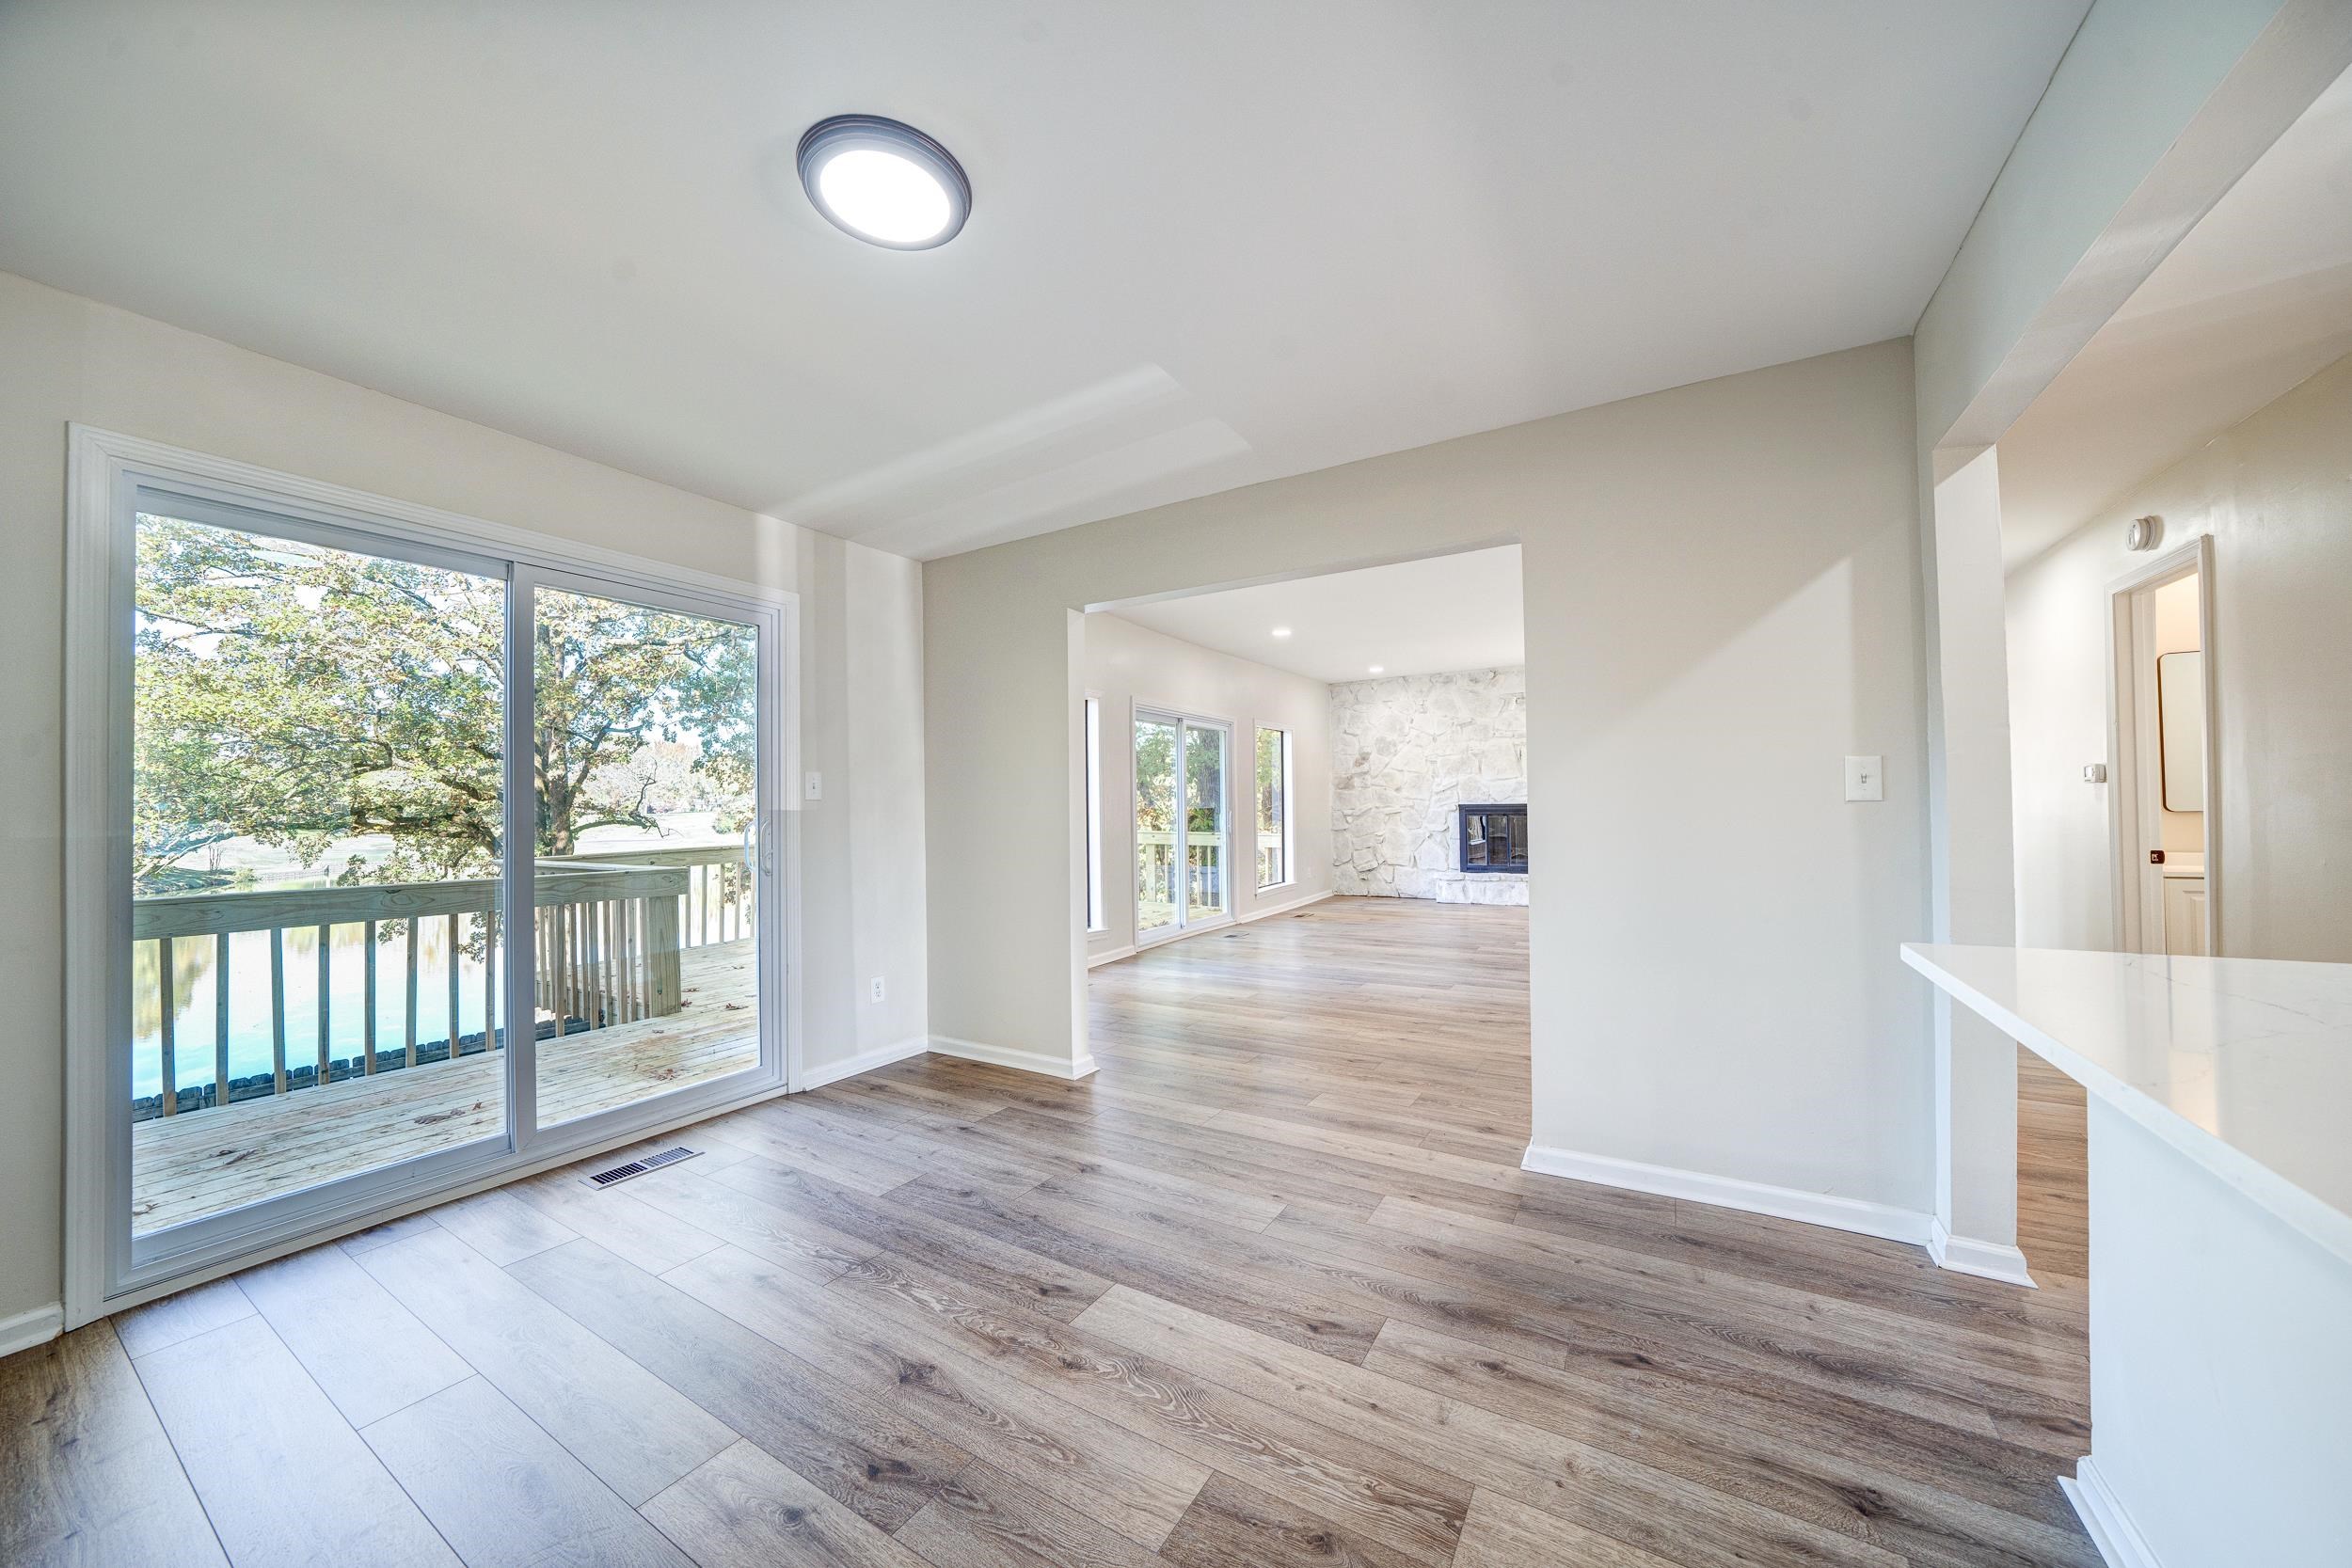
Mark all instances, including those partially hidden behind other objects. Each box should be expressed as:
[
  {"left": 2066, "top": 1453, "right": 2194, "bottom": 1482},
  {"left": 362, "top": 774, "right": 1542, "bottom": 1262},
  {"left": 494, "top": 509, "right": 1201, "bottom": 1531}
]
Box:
[
  {"left": 797, "top": 115, "right": 971, "bottom": 249},
  {"left": 1271, "top": 626, "right": 1293, "bottom": 638},
  {"left": 1368, "top": 665, "right": 1385, "bottom": 675}
]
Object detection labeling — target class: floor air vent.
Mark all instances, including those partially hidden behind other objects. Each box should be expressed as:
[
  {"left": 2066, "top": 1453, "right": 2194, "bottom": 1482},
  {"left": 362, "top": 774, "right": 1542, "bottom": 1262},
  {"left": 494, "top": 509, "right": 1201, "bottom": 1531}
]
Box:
[{"left": 580, "top": 1146, "right": 699, "bottom": 1189}]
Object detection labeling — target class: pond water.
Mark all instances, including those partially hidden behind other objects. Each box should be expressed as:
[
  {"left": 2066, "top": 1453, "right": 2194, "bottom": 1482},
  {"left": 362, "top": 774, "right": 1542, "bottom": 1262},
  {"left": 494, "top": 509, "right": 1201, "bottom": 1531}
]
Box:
[{"left": 132, "top": 918, "right": 500, "bottom": 1099}]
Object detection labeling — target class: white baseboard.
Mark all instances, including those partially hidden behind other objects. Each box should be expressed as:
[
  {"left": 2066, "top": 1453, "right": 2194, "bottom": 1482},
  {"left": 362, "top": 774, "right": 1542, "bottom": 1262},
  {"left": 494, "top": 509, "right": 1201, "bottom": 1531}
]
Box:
[
  {"left": 1241, "top": 888, "right": 1335, "bottom": 924},
  {"left": 0, "top": 1302, "right": 64, "bottom": 1358},
  {"left": 1086, "top": 944, "right": 1137, "bottom": 969},
  {"left": 1521, "top": 1144, "right": 1933, "bottom": 1247},
  {"left": 2060, "top": 1457, "right": 2163, "bottom": 1568},
  {"left": 1928, "top": 1216, "right": 2038, "bottom": 1288},
  {"left": 799, "top": 1035, "right": 930, "bottom": 1091},
  {"left": 930, "top": 1034, "right": 1098, "bottom": 1081}
]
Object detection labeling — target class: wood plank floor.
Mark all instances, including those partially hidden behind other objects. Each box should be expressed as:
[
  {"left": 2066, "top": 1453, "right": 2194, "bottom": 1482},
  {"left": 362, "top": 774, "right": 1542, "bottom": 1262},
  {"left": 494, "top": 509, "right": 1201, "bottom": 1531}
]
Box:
[{"left": 6, "top": 895, "right": 2097, "bottom": 1567}]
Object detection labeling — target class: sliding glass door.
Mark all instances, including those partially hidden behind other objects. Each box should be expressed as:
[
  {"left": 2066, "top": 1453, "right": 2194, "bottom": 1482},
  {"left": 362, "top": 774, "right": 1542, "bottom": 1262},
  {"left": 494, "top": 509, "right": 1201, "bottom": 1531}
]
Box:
[
  {"left": 1184, "top": 720, "right": 1229, "bottom": 925},
  {"left": 1134, "top": 708, "right": 1231, "bottom": 942},
  {"left": 1135, "top": 713, "right": 1179, "bottom": 937},
  {"left": 130, "top": 505, "right": 512, "bottom": 1238},
  {"left": 529, "top": 581, "right": 767, "bottom": 1128},
  {"left": 97, "top": 459, "right": 788, "bottom": 1301}
]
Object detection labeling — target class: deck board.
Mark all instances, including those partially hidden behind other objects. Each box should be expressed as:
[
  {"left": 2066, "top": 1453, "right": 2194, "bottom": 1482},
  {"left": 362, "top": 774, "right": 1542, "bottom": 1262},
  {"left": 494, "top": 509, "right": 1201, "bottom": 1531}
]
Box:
[{"left": 133, "top": 938, "right": 758, "bottom": 1232}]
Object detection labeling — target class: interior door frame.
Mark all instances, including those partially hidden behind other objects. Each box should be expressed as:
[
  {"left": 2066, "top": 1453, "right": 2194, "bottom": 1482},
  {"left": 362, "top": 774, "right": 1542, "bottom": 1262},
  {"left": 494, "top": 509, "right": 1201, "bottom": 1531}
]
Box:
[
  {"left": 2106, "top": 533, "right": 2218, "bottom": 957},
  {"left": 63, "top": 426, "right": 800, "bottom": 1327},
  {"left": 1131, "top": 703, "right": 1234, "bottom": 947}
]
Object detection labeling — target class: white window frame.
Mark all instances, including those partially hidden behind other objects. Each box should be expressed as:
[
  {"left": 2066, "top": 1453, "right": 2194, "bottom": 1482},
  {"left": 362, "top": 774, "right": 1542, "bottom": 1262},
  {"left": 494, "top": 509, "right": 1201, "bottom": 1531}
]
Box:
[
  {"left": 63, "top": 426, "right": 803, "bottom": 1326},
  {"left": 1084, "top": 694, "right": 1104, "bottom": 933},
  {"left": 1256, "top": 724, "right": 1294, "bottom": 892}
]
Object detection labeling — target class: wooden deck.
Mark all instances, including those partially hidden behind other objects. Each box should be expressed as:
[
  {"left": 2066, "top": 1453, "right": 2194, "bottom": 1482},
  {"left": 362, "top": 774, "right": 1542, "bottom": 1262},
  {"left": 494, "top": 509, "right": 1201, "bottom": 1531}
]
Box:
[{"left": 132, "top": 939, "right": 758, "bottom": 1234}]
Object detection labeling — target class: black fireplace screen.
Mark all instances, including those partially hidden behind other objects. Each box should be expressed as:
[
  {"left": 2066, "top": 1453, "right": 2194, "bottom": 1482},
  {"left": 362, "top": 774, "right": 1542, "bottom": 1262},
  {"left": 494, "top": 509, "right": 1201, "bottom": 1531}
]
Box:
[{"left": 1457, "top": 803, "right": 1528, "bottom": 874}]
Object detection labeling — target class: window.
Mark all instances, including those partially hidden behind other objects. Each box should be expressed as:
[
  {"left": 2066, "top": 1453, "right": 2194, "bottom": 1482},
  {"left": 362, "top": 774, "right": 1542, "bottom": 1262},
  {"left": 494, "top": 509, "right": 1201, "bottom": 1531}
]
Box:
[
  {"left": 1084, "top": 697, "right": 1104, "bottom": 931},
  {"left": 1257, "top": 726, "right": 1291, "bottom": 888}
]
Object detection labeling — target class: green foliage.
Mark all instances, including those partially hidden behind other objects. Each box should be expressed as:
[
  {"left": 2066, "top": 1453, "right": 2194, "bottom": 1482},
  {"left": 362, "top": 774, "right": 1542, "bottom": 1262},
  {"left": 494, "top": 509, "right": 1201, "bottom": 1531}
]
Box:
[
  {"left": 133, "top": 516, "right": 755, "bottom": 890},
  {"left": 532, "top": 586, "right": 755, "bottom": 857},
  {"left": 1256, "top": 726, "right": 1282, "bottom": 835},
  {"left": 1185, "top": 725, "right": 1224, "bottom": 836},
  {"left": 1134, "top": 721, "right": 1175, "bottom": 832},
  {"left": 1133, "top": 719, "right": 1227, "bottom": 836}
]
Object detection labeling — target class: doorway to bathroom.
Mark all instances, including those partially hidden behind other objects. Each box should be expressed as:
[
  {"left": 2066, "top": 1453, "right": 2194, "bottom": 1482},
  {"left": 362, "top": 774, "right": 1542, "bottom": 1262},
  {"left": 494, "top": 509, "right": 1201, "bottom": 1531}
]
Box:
[{"left": 2108, "top": 541, "right": 2215, "bottom": 958}]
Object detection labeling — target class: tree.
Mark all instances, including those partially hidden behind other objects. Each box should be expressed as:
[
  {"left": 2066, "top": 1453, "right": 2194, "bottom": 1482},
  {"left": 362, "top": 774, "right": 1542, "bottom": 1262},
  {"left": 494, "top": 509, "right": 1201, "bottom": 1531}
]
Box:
[
  {"left": 1134, "top": 721, "right": 1175, "bottom": 833},
  {"left": 1256, "top": 725, "right": 1281, "bottom": 836},
  {"left": 133, "top": 515, "right": 755, "bottom": 891},
  {"left": 532, "top": 587, "right": 755, "bottom": 856}
]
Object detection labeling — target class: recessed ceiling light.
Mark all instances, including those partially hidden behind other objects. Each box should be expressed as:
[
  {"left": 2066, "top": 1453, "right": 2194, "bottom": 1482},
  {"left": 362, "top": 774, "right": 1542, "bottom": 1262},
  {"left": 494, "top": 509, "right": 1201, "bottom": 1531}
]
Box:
[
  {"left": 1368, "top": 665, "right": 1385, "bottom": 674},
  {"left": 1271, "top": 626, "right": 1293, "bottom": 638},
  {"left": 797, "top": 115, "right": 971, "bottom": 249}
]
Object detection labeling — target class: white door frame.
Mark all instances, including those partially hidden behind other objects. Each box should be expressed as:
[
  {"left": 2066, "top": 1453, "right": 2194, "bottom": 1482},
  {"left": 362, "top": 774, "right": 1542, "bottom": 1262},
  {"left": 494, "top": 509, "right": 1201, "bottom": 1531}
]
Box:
[
  {"left": 63, "top": 427, "right": 800, "bottom": 1326},
  {"left": 1131, "top": 704, "right": 1234, "bottom": 947},
  {"left": 2106, "top": 533, "right": 2218, "bottom": 957}
]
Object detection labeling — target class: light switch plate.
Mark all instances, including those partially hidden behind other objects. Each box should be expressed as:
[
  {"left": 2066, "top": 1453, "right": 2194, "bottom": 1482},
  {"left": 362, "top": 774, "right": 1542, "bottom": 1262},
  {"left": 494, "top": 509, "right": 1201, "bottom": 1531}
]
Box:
[
  {"left": 803, "top": 771, "right": 822, "bottom": 801},
  {"left": 1844, "top": 754, "right": 1883, "bottom": 802}
]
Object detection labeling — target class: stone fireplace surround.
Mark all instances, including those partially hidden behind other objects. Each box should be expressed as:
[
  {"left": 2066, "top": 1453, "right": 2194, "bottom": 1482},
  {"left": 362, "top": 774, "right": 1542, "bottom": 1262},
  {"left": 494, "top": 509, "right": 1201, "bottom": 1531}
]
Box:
[{"left": 1330, "top": 666, "right": 1527, "bottom": 905}]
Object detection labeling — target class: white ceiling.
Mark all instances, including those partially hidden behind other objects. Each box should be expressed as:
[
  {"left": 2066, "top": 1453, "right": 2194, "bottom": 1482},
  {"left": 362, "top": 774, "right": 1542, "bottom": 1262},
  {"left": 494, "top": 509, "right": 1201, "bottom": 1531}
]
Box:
[
  {"left": 1996, "top": 66, "right": 2352, "bottom": 570},
  {"left": 0, "top": 3, "right": 2088, "bottom": 561},
  {"left": 1112, "top": 546, "right": 1523, "bottom": 684}
]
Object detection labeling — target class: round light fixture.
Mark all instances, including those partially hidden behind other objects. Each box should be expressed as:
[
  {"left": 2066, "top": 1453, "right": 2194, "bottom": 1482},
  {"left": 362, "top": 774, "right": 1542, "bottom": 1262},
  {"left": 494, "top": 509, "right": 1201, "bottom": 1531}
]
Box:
[
  {"left": 1271, "top": 626, "right": 1293, "bottom": 639},
  {"left": 1368, "top": 665, "right": 1385, "bottom": 675},
  {"left": 797, "top": 115, "right": 971, "bottom": 249}
]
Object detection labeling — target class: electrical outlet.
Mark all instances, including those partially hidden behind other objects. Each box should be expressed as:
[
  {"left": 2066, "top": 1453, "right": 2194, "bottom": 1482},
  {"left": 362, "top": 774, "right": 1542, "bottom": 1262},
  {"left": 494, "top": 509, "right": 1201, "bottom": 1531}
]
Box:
[
  {"left": 868, "top": 976, "right": 886, "bottom": 1004},
  {"left": 1844, "top": 754, "right": 1883, "bottom": 802},
  {"left": 803, "top": 770, "right": 822, "bottom": 801}
]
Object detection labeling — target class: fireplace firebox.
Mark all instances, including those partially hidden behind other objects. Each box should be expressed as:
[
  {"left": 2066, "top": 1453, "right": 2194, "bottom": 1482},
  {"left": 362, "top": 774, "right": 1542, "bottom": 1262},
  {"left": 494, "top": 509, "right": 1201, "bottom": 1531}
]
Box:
[{"left": 1457, "top": 803, "right": 1528, "bottom": 874}]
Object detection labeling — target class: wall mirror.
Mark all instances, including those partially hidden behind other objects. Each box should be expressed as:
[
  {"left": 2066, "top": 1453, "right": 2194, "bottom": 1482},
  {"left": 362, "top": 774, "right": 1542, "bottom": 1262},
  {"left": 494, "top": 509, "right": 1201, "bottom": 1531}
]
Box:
[{"left": 2157, "top": 650, "right": 2204, "bottom": 812}]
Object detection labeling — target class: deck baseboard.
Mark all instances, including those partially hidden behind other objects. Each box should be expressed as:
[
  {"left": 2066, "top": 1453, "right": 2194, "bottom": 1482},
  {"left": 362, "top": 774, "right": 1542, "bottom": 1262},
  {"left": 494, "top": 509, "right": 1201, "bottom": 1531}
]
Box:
[
  {"left": 929, "top": 1034, "right": 1098, "bottom": 1081},
  {"left": 2059, "top": 1457, "right": 2162, "bottom": 1568},
  {"left": 1521, "top": 1143, "right": 1934, "bottom": 1247},
  {"left": 799, "top": 1036, "right": 930, "bottom": 1090},
  {"left": 0, "top": 1302, "right": 64, "bottom": 1357},
  {"left": 1928, "top": 1216, "right": 2038, "bottom": 1287}
]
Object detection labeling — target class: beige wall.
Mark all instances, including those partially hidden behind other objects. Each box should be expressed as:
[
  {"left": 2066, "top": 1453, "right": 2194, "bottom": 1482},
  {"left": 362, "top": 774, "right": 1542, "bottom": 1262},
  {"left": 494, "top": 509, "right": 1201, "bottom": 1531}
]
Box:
[
  {"left": 1082, "top": 613, "right": 1333, "bottom": 959},
  {"left": 929, "top": 340, "right": 1937, "bottom": 1214},
  {"left": 0, "top": 270, "right": 928, "bottom": 1324},
  {"left": 2008, "top": 351, "right": 2352, "bottom": 960}
]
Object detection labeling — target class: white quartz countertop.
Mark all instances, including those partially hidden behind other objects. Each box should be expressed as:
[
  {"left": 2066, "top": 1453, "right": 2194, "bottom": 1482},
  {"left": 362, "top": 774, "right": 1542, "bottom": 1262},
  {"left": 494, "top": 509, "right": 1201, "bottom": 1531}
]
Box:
[{"left": 1903, "top": 943, "right": 2352, "bottom": 1267}]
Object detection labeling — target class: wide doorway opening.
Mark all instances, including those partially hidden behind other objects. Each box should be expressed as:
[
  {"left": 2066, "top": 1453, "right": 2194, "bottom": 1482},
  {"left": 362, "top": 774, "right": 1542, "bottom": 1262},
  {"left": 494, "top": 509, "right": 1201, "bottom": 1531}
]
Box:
[{"left": 1078, "top": 545, "right": 1530, "bottom": 1132}]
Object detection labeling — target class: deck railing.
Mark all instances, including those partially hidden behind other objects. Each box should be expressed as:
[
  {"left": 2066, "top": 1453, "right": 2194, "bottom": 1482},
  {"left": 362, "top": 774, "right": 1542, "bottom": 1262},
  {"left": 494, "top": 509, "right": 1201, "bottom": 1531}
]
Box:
[
  {"left": 1136, "top": 830, "right": 1286, "bottom": 911},
  {"left": 131, "top": 842, "right": 752, "bottom": 1121}
]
